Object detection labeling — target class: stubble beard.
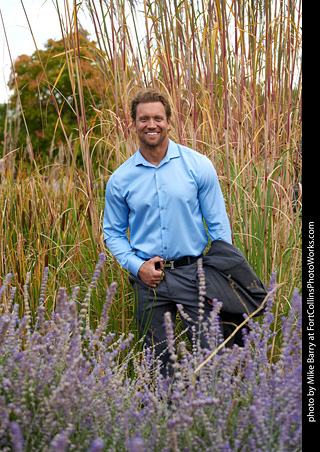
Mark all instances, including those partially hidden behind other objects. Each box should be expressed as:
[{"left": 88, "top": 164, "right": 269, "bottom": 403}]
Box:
[{"left": 139, "top": 130, "right": 168, "bottom": 149}]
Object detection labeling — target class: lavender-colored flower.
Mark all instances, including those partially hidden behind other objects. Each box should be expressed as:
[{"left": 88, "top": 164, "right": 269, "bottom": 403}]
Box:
[
  {"left": 38, "top": 267, "right": 49, "bottom": 303},
  {"left": 86, "top": 437, "right": 105, "bottom": 452},
  {"left": 125, "top": 437, "right": 145, "bottom": 452},
  {"left": 90, "top": 253, "right": 106, "bottom": 286},
  {"left": 0, "top": 273, "right": 14, "bottom": 305},
  {"left": 164, "top": 311, "right": 179, "bottom": 369},
  {"left": 79, "top": 254, "right": 107, "bottom": 332},
  {"left": 0, "top": 267, "right": 301, "bottom": 451},
  {"left": 0, "top": 317, "right": 10, "bottom": 347},
  {"left": 48, "top": 430, "right": 69, "bottom": 452},
  {"left": 196, "top": 257, "right": 206, "bottom": 302},
  {"left": 9, "top": 421, "right": 24, "bottom": 452}
]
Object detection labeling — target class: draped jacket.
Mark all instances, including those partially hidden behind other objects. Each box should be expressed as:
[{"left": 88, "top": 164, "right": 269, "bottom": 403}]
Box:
[{"left": 198, "top": 240, "right": 268, "bottom": 346}]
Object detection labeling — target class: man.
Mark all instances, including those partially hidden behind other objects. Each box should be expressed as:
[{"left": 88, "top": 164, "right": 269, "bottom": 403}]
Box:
[{"left": 103, "top": 89, "right": 232, "bottom": 376}]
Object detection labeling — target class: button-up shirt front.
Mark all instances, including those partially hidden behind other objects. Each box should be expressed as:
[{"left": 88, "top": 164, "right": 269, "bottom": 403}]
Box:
[{"left": 103, "top": 139, "right": 232, "bottom": 276}]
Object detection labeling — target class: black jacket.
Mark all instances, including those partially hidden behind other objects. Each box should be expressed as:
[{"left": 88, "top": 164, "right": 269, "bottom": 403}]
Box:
[{"left": 198, "top": 240, "right": 268, "bottom": 346}]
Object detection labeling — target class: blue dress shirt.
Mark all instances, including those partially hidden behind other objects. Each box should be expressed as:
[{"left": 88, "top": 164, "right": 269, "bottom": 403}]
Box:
[{"left": 103, "top": 139, "right": 232, "bottom": 276}]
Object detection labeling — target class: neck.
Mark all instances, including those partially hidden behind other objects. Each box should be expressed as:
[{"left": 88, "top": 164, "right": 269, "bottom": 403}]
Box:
[{"left": 139, "top": 137, "right": 169, "bottom": 166}]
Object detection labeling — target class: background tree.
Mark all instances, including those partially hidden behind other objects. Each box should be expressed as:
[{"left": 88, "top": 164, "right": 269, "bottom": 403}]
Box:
[{"left": 8, "top": 30, "right": 105, "bottom": 160}]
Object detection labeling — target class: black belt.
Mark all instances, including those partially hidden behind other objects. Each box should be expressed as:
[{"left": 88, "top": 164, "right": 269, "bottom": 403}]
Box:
[{"left": 164, "top": 255, "right": 202, "bottom": 270}]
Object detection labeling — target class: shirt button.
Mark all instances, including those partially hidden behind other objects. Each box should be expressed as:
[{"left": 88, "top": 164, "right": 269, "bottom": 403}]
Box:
[
  {"left": 163, "top": 227, "right": 166, "bottom": 230},
  {"left": 161, "top": 206, "right": 164, "bottom": 210}
]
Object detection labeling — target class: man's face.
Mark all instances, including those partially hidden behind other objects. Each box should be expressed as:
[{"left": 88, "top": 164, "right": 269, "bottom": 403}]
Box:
[{"left": 134, "top": 101, "right": 171, "bottom": 149}]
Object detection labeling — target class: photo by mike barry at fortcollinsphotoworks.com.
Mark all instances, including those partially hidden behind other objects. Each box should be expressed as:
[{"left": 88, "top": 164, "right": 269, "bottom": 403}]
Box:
[{"left": 305, "top": 221, "right": 316, "bottom": 425}]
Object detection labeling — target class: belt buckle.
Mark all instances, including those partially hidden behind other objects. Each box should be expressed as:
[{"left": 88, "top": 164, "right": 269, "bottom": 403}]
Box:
[{"left": 168, "top": 260, "right": 175, "bottom": 270}]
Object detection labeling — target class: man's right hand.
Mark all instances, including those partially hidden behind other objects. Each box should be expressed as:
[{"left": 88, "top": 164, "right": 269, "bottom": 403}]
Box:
[{"left": 138, "top": 256, "right": 164, "bottom": 288}]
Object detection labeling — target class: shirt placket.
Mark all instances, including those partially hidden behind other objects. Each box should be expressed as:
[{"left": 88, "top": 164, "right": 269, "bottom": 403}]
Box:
[{"left": 155, "top": 167, "right": 168, "bottom": 259}]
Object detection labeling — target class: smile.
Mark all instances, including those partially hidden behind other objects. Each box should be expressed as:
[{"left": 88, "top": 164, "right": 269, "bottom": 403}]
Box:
[{"left": 146, "top": 132, "right": 159, "bottom": 135}]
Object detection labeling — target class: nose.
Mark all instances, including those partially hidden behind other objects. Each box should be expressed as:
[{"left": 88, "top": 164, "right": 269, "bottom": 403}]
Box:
[{"left": 147, "top": 118, "right": 157, "bottom": 128}]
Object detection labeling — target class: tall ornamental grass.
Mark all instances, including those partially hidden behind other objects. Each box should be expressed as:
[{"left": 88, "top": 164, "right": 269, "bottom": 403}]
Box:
[
  {"left": 0, "top": 0, "right": 302, "bottom": 448},
  {"left": 1, "top": 0, "right": 301, "bottom": 341}
]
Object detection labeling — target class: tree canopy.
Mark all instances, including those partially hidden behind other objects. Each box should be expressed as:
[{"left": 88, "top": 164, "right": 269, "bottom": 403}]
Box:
[{"left": 8, "top": 31, "right": 105, "bottom": 158}]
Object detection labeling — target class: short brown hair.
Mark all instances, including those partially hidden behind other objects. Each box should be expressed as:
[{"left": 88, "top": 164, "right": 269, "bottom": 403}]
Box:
[{"left": 130, "top": 89, "right": 172, "bottom": 121}]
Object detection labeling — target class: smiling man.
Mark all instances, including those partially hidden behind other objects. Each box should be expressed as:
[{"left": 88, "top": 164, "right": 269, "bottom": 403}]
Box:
[
  {"left": 133, "top": 101, "right": 170, "bottom": 155},
  {"left": 103, "top": 89, "right": 232, "bottom": 376}
]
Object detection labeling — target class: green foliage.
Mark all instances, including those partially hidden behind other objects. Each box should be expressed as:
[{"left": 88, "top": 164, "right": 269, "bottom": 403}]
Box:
[{"left": 7, "top": 32, "right": 104, "bottom": 158}]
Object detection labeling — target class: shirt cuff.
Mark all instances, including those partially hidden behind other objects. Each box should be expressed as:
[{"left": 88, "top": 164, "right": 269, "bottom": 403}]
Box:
[{"left": 127, "top": 254, "right": 145, "bottom": 277}]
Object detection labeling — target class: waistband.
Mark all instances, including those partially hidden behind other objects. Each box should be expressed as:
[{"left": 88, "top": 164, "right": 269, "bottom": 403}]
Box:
[{"left": 163, "top": 255, "right": 202, "bottom": 270}]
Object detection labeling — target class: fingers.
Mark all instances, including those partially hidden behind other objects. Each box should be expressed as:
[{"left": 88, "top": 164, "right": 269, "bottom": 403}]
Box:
[
  {"left": 150, "top": 256, "right": 164, "bottom": 264},
  {"left": 138, "top": 256, "right": 164, "bottom": 287}
]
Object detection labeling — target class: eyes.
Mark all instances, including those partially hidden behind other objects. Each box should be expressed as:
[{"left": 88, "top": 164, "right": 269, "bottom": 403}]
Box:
[{"left": 139, "top": 116, "right": 165, "bottom": 122}]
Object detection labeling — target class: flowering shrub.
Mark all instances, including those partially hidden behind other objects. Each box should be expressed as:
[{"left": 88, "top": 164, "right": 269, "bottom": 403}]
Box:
[{"left": 0, "top": 255, "right": 302, "bottom": 451}]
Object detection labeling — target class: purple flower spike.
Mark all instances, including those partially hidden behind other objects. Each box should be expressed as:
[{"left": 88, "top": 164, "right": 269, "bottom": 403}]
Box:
[
  {"left": 197, "top": 258, "right": 206, "bottom": 302},
  {"left": 0, "top": 273, "right": 14, "bottom": 303},
  {"left": 87, "top": 437, "right": 105, "bottom": 452},
  {"left": 38, "top": 267, "right": 49, "bottom": 303},
  {"left": 0, "top": 266, "right": 301, "bottom": 450},
  {"left": 126, "top": 437, "right": 145, "bottom": 452},
  {"left": 48, "top": 431, "right": 69, "bottom": 452},
  {"left": 9, "top": 421, "right": 24, "bottom": 452}
]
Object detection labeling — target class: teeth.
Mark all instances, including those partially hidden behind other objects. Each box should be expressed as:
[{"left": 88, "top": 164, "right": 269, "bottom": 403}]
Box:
[{"left": 146, "top": 132, "right": 158, "bottom": 135}]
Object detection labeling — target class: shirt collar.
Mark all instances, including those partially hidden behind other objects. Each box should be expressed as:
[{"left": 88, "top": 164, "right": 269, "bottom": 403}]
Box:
[{"left": 135, "top": 139, "right": 180, "bottom": 167}]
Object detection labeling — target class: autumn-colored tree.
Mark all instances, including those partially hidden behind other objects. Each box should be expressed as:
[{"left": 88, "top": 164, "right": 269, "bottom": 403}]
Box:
[{"left": 8, "top": 31, "right": 105, "bottom": 158}]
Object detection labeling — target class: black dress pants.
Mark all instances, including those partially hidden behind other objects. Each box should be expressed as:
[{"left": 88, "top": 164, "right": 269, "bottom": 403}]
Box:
[{"left": 130, "top": 261, "right": 220, "bottom": 377}]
